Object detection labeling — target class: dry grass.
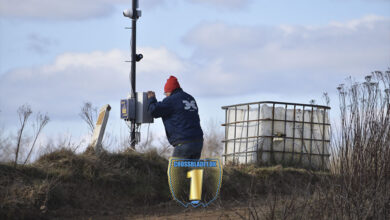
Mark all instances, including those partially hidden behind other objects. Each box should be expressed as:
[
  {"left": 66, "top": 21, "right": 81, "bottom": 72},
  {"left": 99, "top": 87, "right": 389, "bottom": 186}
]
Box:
[
  {"left": 0, "top": 148, "right": 171, "bottom": 219},
  {"left": 319, "top": 71, "right": 390, "bottom": 219},
  {"left": 0, "top": 147, "right": 316, "bottom": 219},
  {"left": 231, "top": 70, "right": 390, "bottom": 220},
  {"left": 1, "top": 70, "right": 389, "bottom": 219}
]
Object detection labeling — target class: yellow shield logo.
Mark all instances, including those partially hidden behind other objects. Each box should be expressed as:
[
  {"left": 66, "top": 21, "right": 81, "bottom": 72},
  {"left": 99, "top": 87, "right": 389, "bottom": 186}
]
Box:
[{"left": 167, "top": 158, "right": 223, "bottom": 207}]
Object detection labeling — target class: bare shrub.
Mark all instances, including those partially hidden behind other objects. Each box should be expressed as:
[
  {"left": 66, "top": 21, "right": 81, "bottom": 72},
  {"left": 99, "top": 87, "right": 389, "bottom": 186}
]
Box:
[
  {"left": 14, "top": 104, "right": 32, "bottom": 167},
  {"left": 79, "top": 102, "right": 115, "bottom": 153},
  {"left": 323, "top": 70, "right": 389, "bottom": 219},
  {"left": 157, "top": 138, "right": 173, "bottom": 159},
  {"left": 277, "top": 70, "right": 390, "bottom": 219},
  {"left": 79, "top": 102, "right": 97, "bottom": 134},
  {"left": 23, "top": 112, "right": 50, "bottom": 164},
  {"left": 136, "top": 129, "right": 173, "bottom": 159},
  {"left": 202, "top": 119, "right": 224, "bottom": 158},
  {"left": 35, "top": 132, "right": 87, "bottom": 159},
  {"left": 37, "top": 138, "right": 59, "bottom": 156},
  {"left": 0, "top": 105, "right": 50, "bottom": 164},
  {"left": 57, "top": 134, "right": 86, "bottom": 153},
  {"left": 133, "top": 125, "right": 153, "bottom": 153},
  {"left": 231, "top": 70, "right": 390, "bottom": 220}
]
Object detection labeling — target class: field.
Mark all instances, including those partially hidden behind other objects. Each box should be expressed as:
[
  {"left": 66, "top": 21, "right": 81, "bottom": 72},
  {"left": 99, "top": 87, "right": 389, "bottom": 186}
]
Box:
[
  {"left": 1, "top": 147, "right": 388, "bottom": 219},
  {"left": 0, "top": 149, "right": 325, "bottom": 219},
  {"left": 1, "top": 71, "right": 389, "bottom": 219}
]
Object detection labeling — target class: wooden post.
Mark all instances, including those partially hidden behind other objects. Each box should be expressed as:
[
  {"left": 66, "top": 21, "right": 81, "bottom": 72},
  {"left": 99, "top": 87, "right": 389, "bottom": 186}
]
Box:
[{"left": 91, "top": 104, "right": 111, "bottom": 154}]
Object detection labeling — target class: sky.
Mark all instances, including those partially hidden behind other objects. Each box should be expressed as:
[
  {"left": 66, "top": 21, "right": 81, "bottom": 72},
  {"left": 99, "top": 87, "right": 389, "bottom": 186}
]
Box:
[{"left": 0, "top": 0, "right": 389, "bottom": 151}]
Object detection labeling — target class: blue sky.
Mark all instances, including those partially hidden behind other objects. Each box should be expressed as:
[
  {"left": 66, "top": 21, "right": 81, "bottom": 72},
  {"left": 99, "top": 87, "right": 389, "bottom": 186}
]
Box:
[{"left": 0, "top": 0, "right": 389, "bottom": 150}]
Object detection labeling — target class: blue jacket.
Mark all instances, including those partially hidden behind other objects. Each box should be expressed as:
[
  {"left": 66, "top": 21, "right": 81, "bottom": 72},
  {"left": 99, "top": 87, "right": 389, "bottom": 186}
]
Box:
[{"left": 147, "top": 88, "right": 203, "bottom": 146}]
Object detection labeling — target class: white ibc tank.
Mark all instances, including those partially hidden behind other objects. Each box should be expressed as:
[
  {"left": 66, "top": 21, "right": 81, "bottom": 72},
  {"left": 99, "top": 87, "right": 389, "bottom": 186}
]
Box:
[{"left": 223, "top": 103, "right": 330, "bottom": 170}]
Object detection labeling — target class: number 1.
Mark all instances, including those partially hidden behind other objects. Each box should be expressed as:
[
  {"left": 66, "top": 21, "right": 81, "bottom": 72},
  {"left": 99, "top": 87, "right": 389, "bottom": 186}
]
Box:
[{"left": 187, "top": 169, "right": 204, "bottom": 201}]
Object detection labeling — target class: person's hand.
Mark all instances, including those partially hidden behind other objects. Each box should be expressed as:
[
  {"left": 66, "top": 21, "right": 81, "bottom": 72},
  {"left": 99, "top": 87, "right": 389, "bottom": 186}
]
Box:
[{"left": 147, "top": 91, "right": 156, "bottom": 99}]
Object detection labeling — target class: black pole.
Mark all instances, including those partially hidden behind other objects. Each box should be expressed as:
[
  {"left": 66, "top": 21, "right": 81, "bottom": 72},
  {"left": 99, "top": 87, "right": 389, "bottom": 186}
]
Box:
[{"left": 130, "top": 0, "right": 137, "bottom": 149}]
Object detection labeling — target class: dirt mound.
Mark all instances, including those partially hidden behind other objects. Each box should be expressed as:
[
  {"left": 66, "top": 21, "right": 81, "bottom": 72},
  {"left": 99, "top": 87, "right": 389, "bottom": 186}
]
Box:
[
  {"left": 0, "top": 149, "right": 319, "bottom": 219},
  {"left": 0, "top": 149, "right": 171, "bottom": 219}
]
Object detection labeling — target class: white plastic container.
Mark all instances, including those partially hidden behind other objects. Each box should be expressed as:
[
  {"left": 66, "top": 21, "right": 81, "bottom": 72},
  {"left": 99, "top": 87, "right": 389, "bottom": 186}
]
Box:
[{"left": 223, "top": 103, "right": 330, "bottom": 170}]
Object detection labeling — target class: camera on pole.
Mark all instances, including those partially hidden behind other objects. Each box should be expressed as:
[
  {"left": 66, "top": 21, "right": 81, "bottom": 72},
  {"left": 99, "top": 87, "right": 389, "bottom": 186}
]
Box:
[{"left": 121, "top": 0, "right": 153, "bottom": 149}]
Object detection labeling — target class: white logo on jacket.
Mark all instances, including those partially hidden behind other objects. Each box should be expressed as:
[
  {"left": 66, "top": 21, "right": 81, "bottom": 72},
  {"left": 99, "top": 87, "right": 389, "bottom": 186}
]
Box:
[{"left": 183, "top": 100, "right": 198, "bottom": 111}]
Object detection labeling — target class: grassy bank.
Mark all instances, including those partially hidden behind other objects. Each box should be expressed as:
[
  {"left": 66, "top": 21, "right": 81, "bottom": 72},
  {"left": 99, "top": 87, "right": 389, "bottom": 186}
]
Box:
[{"left": 0, "top": 149, "right": 320, "bottom": 219}]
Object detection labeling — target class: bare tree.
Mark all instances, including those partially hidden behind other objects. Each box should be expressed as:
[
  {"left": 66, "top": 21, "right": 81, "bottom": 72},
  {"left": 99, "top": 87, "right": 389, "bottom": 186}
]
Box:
[
  {"left": 79, "top": 102, "right": 97, "bottom": 134},
  {"left": 202, "top": 119, "right": 224, "bottom": 158},
  {"left": 23, "top": 112, "right": 50, "bottom": 164},
  {"left": 14, "top": 104, "right": 32, "bottom": 167},
  {"left": 158, "top": 140, "right": 173, "bottom": 159},
  {"left": 322, "top": 92, "right": 331, "bottom": 106}
]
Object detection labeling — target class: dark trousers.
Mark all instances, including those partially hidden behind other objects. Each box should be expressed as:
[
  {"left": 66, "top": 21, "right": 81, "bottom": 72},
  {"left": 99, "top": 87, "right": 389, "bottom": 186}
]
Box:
[{"left": 172, "top": 140, "right": 203, "bottom": 159}]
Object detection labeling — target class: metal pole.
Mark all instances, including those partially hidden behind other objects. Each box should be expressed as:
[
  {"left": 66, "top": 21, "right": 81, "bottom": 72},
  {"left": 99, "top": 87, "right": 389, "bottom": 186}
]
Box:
[
  {"left": 271, "top": 103, "right": 275, "bottom": 164},
  {"left": 130, "top": 0, "right": 137, "bottom": 149},
  {"left": 233, "top": 107, "right": 237, "bottom": 165},
  {"left": 245, "top": 105, "right": 250, "bottom": 165},
  {"left": 224, "top": 109, "right": 228, "bottom": 164}
]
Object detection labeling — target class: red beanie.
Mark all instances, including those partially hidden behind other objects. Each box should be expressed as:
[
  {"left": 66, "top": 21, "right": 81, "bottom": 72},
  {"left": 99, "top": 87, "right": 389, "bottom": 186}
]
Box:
[{"left": 164, "top": 76, "right": 180, "bottom": 93}]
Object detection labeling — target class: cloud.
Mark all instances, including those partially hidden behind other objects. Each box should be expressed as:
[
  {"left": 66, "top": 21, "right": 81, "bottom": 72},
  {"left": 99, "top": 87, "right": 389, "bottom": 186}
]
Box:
[
  {"left": 0, "top": 0, "right": 254, "bottom": 20},
  {"left": 0, "top": 0, "right": 167, "bottom": 20},
  {"left": 0, "top": 16, "right": 389, "bottom": 123},
  {"left": 0, "top": 47, "right": 185, "bottom": 120},
  {"left": 183, "top": 15, "right": 390, "bottom": 96}
]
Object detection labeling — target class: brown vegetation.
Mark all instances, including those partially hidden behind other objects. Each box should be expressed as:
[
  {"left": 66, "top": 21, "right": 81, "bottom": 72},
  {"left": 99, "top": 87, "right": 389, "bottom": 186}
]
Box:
[
  {"left": 0, "top": 70, "right": 389, "bottom": 219},
  {"left": 0, "top": 149, "right": 317, "bottom": 219},
  {"left": 0, "top": 149, "right": 170, "bottom": 219},
  {"left": 230, "top": 70, "right": 390, "bottom": 219}
]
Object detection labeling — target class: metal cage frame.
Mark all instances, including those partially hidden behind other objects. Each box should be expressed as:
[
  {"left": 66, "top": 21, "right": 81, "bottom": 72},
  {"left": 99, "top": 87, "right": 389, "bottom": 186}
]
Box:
[{"left": 221, "top": 101, "right": 331, "bottom": 169}]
